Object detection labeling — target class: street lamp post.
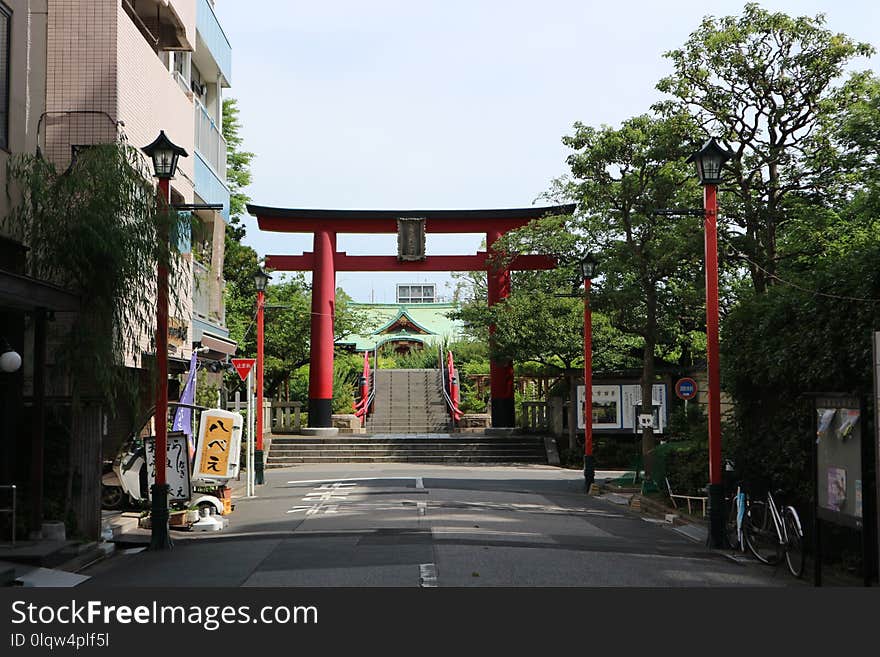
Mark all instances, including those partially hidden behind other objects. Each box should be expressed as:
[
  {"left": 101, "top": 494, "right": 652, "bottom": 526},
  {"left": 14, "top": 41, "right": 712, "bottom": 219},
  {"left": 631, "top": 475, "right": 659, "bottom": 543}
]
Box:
[
  {"left": 253, "top": 267, "right": 271, "bottom": 486},
  {"left": 686, "top": 138, "right": 732, "bottom": 549},
  {"left": 142, "top": 131, "right": 188, "bottom": 551},
  {"left": 581, "top": 253, "right": 599, "bottom": 493}
]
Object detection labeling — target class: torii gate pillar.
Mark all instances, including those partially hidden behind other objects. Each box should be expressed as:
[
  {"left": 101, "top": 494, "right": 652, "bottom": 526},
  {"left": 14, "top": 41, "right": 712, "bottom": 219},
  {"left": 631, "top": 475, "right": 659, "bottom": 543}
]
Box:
[
  {"left": 309, "top": 229, "right": 336, "bottom": 427},
  {"left": 487, "top": 228, "right": 515, "bottom": 427}
]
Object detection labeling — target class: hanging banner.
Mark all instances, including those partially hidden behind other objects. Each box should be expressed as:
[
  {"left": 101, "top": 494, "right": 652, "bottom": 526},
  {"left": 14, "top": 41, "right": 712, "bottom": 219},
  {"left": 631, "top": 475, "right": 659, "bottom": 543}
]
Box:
[{"left": 172, "top": 351, "right": 198, "bottom": 458}]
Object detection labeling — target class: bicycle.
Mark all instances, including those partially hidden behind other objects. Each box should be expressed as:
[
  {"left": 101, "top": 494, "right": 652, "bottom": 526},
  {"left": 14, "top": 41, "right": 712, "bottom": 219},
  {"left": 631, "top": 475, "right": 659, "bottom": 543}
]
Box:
[
  {"left": 724, "top": 483, "right": 747, "bottom": 552},
  {"left": 743, "top": 489, "right": 805, "bottom": 578}
]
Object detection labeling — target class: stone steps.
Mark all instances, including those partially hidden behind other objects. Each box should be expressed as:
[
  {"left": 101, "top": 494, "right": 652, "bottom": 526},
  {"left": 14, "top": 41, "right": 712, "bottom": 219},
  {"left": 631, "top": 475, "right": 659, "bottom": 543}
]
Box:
[{"left": 266, "top": 435, "right": 548, "bottom": 466}]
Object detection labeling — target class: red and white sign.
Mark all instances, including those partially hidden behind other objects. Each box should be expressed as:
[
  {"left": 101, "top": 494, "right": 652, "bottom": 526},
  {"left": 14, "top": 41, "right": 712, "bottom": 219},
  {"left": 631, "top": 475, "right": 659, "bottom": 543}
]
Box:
[{"left": 231, "top": 358, "right": 256, "bottom": 382}]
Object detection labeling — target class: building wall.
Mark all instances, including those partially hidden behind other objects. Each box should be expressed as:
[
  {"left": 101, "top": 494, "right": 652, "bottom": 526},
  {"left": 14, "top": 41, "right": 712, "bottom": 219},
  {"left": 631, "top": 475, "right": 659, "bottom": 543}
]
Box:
[
  {"left": 116, "top": 0, "right": 195, "bottom": 194},
  {"left": 0, "top": 0, "right": 48, "bottom": 242},
  {"left": 43, "top": 0, "right": 118, "bottom": 166},
  {"left": 116, "top": 1, "right": 197, "bottom": 367}
]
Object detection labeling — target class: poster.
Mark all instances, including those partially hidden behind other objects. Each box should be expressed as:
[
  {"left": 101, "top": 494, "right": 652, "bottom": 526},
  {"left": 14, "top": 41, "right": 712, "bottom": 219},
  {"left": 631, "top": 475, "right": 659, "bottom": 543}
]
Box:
[
  {"left": 816, "top": 408, "right": 836, "bottom": 443},
  {"left": 826, "top": 466, "right": 847, "bottom": 512},
  {"left": 576, "top": 385, "right": 621, "bottom": 430},
  {"left": 621, "top": 384, "right": 668, "bottom": 433},
  {"left": 836, "top": 409, "right": 860, "bottom": 441}
]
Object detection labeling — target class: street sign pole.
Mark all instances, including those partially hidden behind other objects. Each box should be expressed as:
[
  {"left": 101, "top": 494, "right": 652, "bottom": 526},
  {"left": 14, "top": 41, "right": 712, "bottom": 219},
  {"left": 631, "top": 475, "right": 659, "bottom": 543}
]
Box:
[
  {"left": 232, "top": 358, "right": 258, "bottom": 498},
  {"left": 248, "top": 369, "right": 255, "bottom": 498}
]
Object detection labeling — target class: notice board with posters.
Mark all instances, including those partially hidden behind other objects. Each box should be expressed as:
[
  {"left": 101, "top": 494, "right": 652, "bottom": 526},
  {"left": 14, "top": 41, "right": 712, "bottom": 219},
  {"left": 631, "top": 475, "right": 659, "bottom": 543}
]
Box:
[{"left": 814, "top": 394, "right": 864, "bottom": 528}]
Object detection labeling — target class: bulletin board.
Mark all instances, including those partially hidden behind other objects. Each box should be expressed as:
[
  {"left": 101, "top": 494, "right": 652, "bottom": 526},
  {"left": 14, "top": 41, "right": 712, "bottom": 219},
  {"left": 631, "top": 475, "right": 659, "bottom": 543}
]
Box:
[{"left": 814, "top": 395, "right": 864, "bottom": 529}]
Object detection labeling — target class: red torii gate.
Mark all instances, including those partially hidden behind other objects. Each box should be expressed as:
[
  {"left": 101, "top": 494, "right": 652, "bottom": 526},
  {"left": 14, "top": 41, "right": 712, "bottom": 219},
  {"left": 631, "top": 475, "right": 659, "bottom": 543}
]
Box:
[{"left": 247, "top": 204, "right": 574, "bottom": 429}]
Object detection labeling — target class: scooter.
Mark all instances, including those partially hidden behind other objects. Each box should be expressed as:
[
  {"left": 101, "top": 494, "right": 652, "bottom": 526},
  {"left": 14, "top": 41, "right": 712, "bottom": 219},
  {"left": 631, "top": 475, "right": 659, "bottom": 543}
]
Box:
[{"left": 101, "top": 403, "right": 228, "bottom": 517}]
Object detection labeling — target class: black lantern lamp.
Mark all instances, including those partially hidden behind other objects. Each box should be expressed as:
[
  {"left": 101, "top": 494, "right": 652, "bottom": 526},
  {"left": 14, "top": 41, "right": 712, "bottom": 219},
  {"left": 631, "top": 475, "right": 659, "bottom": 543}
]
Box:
[
  {"left": 142, "top": 130, "right": 188, "bottom": 180},
  {"left": 253, "top": 267, "right": 271, "bottom": 292},
  {"left": 580, "top": 252, "right": 599, "bottom": 280},
  {"left": 686, "top": 138, "right": 732, "bottom": 186}
]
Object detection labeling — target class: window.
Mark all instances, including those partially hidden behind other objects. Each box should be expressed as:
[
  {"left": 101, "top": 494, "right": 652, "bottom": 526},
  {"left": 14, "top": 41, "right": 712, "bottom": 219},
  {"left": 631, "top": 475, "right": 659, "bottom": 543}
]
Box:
[
  {"left": 0, "top": 3, "right": 10, "bottom": 151},
  {"left": 397, "top": 284, "right": 435, "bottom": 304}
]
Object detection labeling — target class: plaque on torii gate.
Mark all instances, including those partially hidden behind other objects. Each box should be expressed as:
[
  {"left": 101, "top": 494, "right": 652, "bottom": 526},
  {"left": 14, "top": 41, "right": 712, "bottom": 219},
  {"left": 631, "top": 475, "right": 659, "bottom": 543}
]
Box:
[
  {"left": 247, "top": 204, "right": 575, "bottom": 429},
  {"left": 397, "top": 218, "right": 426, "bottom": 262}
]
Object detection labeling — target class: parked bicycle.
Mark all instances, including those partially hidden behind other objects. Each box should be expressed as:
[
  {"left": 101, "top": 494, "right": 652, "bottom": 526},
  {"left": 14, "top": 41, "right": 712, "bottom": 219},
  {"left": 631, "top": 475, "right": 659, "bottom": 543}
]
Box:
[
  {"left": 743, "top": 489, "right": 805, "bottom": 578},
  {"left": 725, "top": 483, "right": 747, "bottom": 553}
]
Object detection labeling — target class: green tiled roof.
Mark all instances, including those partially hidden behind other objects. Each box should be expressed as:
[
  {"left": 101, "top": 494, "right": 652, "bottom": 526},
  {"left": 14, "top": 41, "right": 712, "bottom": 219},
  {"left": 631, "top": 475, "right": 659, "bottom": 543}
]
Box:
[{"left": 336, "top": 302, "right": 463, "bottom": 351}]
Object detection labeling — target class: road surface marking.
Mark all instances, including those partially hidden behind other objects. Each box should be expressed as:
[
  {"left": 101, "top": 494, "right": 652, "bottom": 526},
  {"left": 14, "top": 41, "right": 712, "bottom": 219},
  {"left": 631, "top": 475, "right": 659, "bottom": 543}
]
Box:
[
  {"left": 286, "top": 477, "right": 421, "bottom": 486},
  {"left": 288, "top": 481, "right": 357, "bottom": 516},
  {"left": 419, "top": 563, "right": 438, "bottom": 587}
]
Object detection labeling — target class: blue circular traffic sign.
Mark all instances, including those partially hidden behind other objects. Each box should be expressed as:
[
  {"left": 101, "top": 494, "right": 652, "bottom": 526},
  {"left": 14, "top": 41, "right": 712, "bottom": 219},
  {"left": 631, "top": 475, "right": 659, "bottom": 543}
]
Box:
[{"left": 675, "top": 377, "right": 698, "bottom": 400}]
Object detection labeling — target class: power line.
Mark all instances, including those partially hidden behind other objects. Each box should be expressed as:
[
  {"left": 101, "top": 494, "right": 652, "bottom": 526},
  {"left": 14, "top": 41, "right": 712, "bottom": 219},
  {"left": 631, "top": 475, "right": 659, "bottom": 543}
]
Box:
[{"left": 719, "top": 235, "right": 880, "bottom": 303}]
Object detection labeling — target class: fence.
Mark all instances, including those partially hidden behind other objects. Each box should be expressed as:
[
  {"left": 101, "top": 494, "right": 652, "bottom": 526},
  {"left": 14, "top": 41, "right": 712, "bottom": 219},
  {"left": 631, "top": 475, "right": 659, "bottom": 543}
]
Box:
[
  {"left": 521, "top": 401, "right": 550, "bottom": 432},
  {"left": 270, "top": 401, "right": 303, "bottom": 433}
]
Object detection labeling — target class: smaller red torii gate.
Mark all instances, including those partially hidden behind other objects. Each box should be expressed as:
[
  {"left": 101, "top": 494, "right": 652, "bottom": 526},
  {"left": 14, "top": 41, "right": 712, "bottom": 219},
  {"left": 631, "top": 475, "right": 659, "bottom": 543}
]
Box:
[{"left": 247, "top": 204, "right": 574, "bottom": 429}]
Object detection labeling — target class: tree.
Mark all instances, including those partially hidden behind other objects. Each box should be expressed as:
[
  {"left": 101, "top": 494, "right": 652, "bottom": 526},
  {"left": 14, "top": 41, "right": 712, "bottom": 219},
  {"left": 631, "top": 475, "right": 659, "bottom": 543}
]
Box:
[
  {"left": 221, "top": 97, "right": 259, "bottom": 293},
  {"left": 6, "top": 141, "right": 176, "bottom": 534},
  {"left": 495, "top": 113, "right": 705, "bottom": 480},
  {"left": 656, "top": 2, "right": 875, "bottom": 293},
  {"left": 222, "top": 98, "right": 254, "bottom": 241}
]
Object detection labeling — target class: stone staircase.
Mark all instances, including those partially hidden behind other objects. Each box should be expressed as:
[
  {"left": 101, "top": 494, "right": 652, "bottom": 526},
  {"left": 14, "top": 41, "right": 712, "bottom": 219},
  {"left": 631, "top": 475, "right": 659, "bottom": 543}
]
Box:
[
  {"left": 366, "top": 369, "right": 451, "bottom": 433},
  {"left": 265, "top": 434, "right": 548, "bottom": 467},
  {"left": 264, "top": 368, "right": 549, "bottom": 466}
]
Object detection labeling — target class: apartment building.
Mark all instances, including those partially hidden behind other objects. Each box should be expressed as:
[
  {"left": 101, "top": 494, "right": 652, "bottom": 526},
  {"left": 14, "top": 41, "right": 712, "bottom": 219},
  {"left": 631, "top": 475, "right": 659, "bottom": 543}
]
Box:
[{"left": 0, "top": 0, "right": 236, "bottom": 541}]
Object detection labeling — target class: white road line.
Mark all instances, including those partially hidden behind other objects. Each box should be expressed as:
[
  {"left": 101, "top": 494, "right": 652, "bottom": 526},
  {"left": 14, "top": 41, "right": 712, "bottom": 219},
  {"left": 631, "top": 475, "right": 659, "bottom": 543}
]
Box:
[
  {"left": 419, "top": 563, "right": 438, "bottom": 587},
  {"left": 415, "top": 477, "right": 424, "bottom": 489},
  {"left": 417, "top": 502, "right": 427, "bottom": 516},
  {"left": 286, "top": 477, "right": 422, "bottom": 485}
]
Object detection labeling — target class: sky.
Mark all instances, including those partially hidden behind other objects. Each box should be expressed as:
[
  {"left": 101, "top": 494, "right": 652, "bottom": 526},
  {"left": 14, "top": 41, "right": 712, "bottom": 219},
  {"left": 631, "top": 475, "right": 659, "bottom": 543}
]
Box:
[{"left": 212, "top": 0, "right": 880, "bottom": 303}]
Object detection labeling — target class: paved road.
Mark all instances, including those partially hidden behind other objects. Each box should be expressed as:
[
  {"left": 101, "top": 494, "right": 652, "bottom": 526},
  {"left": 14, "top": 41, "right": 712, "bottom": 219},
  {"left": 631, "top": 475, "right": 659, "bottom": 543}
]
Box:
[{"left": 82, "top": 463, "right": 802, "bottom": 587}]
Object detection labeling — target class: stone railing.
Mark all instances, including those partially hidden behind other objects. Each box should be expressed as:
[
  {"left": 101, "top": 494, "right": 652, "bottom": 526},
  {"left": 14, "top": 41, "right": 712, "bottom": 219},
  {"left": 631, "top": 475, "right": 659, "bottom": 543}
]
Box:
[
  {"left": 271, "top": 401, "right": 303, "bottom": 434},
  {"left": 521, "top": 401, "right": 550, "bottom": 432}
]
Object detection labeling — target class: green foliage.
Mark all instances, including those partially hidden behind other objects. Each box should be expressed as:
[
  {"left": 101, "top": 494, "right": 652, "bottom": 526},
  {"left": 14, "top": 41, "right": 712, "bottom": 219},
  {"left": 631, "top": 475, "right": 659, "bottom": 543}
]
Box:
[
  {"left": 5, "top": 142, "right": 174, "bottom": 409},
  {"left": 195, "top": 376, "right": 220, "bottom": 409},
  {"left": 722, "top": 221, "right": 880, "bottom": 507},
  {"left": 222, "top": 97, "right": 254, "bottom": 240},
  {"left": 332, "top": 352, "right": 362, "bottom": 413},
  {"left": 657, "top": 2, "right": 875, "bottom": 293}
]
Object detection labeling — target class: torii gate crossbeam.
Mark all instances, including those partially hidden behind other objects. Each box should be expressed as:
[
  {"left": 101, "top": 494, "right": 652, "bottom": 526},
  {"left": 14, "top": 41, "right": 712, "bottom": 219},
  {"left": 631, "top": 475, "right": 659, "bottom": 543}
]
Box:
[{"left": 247, "top": 204, "right": 575, "bottom": 430}]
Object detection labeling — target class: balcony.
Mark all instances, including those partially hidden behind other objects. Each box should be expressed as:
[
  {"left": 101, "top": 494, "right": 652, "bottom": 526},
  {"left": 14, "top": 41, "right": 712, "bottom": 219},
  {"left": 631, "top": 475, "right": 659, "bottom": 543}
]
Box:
[
  {"left": 193, "top": 259, "right": 227, "bottom": 328},
  {"left": 194, "top": 98, "right": 227, "bottom": 182},
  {"left": 196, "top": 0, "right": 232, "bottom": 85}
]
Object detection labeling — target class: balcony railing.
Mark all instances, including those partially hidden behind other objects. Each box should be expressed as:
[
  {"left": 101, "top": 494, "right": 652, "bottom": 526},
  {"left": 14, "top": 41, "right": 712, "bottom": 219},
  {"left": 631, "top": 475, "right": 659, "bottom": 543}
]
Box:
[
  {"left": 193, "top": 259, "right": 211, "bottom": 321},
  {"left": 194, "top": 98, "right": 227, "bottom": 183},
  {"left": 192, "top": 259, "right": 227, "bottom": 327}
]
